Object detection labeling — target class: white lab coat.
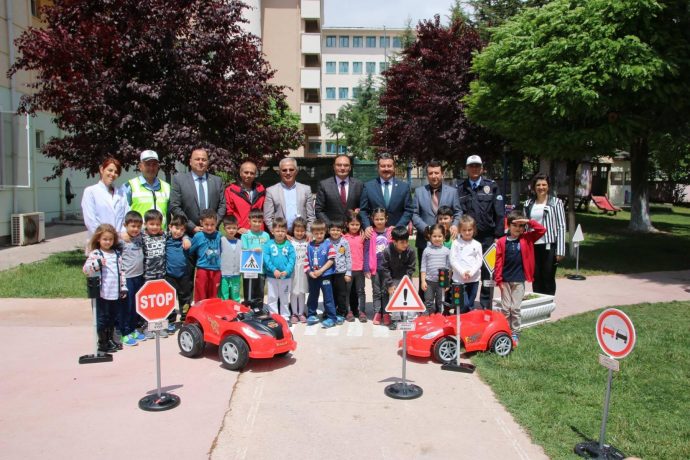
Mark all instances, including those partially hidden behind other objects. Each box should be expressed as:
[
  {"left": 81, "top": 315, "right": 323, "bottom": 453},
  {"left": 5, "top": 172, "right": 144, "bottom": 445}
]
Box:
[{"left": 81, "top": 181, "right": 129, "bottom": 238}]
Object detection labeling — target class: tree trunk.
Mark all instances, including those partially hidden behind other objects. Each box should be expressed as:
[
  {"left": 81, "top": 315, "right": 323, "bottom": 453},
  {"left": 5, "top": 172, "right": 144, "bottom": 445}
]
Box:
[
  {"left": 628, "top": 137, "right": 656, "bottom": 232},
  {"left": 566, "top": 160, "right": 578, "bottom": 257},
  {"left": 510, "top": 153, "right": 522, "bottom": 206}
]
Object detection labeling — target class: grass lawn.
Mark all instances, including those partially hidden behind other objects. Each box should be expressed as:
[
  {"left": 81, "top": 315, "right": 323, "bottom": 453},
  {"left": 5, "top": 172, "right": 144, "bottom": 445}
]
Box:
[
  {"left": 556, "top": 206, "right": 690, "bottom": 277},
  {"left": 0, "top": 249, "right": 86, "bottom": 298},
  {"left": 472, "top": 301, "right": 690, "bottom": 460}
]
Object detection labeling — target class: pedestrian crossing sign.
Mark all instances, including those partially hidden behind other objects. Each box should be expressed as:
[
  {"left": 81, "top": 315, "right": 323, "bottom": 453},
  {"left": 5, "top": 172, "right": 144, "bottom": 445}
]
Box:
[
  {"left": 385, "top": 276, "right": 425, "bottom": 313},
  {"left": 240, "top": 250, "right": 263, "bottom": 274}
]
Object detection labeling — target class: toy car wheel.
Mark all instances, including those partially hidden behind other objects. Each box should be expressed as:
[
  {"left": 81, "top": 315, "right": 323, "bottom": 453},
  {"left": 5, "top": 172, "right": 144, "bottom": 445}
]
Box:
[
  {"left": 219, "top": 335, "right": 249, "bottom": 371},
  {"left": 490, "top": 333, "right": 513, "bottom": 357},
  {"left": 178, "top": 324, "right": 204, "bottom": 358},
  {"left": 432, "top": 337, "right": 458, "bottom": 364},
  {"left": 275, "top": 351, "right": 290, "bottom": 358}
]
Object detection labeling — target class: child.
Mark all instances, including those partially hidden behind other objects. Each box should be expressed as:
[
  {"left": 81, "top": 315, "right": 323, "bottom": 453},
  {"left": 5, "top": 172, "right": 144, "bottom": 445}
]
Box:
[
  {"left": 263, "top": 218, "right": 295, "bottom": 322},
  {"left": 142, "top": 209, "right": 169, "bottom": 337},
  {"left": 304, "top": 219, "right": 339, "bottom": 328},
  {"left": 219, "top": 215, "right": 242, "bottom": 302},
  {"left": 290, "top": 217, "right": 309, "bottom": 324},
  {"left": 436, "top": 205, "right": 454, "bottom": 249},
  {"left": 241, "top": 209, "right": 270, "bottom": 305},
  {"left": 420, "top": 224, "right": 451, "bottom": 315},
  {"left": 120, "top": 211, "right": 146, "bottom": 346},
  {"left": 344, "top": 210, "right": 367, "bottom": 322},
  {"left": 328, "top": 220, "right": 352, "bottom": 322},
  {"left": 495, "top": 211, "right": 546, "bottom": 345},
  {"left": 450, "top": 215, "right": 483, "bottom": 313},
  {"left": 381, "top": 226, "right": 417, "bottom": 329},
  {"left": 364, "top": 208, "right": 392, "bottom": 325},
  {"left": 189, "top": 208, "right": 222, "bottom": 303},
  {"left": 83, "top": 224, "right": 128, "bottom": 353},
  {"left": 165, "top": 214, "right": 193, "bottom": 328}
]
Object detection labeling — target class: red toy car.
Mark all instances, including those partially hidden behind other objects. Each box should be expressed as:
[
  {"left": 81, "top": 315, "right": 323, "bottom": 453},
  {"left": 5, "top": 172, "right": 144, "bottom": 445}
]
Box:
[
  {"left": 401, "top": 310, "right": 515, "bottom": 363},
  {"left": 177, "top": 298, "right": 297, "bottom": 370}
]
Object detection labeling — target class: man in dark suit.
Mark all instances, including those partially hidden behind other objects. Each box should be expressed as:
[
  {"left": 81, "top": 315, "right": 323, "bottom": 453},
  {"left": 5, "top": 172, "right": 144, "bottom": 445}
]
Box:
[
  {"left": 169, "top": 148, "right": 226, "bottom": 235},
  {"left": 315, "top": 154, "right": 363, "bottom": 225},
  {"left": 360, "top": 153, "right": 414, "bottom": 239}
]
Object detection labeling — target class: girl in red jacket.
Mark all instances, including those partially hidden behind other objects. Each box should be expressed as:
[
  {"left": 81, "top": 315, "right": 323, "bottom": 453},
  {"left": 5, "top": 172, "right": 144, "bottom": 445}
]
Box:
[{"left": 494, "top": 211, "right": 546, "bottom": 345}]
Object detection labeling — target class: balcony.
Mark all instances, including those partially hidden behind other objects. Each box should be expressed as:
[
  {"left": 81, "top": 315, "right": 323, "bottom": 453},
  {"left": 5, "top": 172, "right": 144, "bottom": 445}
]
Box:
[
  {"left": 301, "top": 0, "right": 321, "bottom": 19},
  {"left": 300, "top": 103, "right": 321, "bottom": 124},
  {"left": 301, "top": 33, "right": 321, "bottom": 54},
  {"left": 300, "top": 68, "right": 320, "bottom": 89}
]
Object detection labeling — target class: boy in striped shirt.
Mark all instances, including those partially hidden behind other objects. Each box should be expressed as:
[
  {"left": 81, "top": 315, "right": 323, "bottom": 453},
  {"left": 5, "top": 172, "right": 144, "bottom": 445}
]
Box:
[{"left": 304, "top": 220, "right": 339, "bottom": 328}]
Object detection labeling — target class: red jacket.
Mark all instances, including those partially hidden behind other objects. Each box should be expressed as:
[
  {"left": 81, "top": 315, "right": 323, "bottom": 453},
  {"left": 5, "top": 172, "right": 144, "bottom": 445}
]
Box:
[
  {"left": 224, "top": 182, "right": 266, "bottom": 230},
  {"left": 494, "top": 219, "right": 546, "bottom": 285}
]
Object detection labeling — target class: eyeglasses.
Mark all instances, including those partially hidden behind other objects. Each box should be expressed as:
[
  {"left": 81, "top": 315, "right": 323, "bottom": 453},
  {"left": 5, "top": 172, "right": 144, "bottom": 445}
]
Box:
[{"left": 281, "top": 168, "right": 296, "bottom": 172}]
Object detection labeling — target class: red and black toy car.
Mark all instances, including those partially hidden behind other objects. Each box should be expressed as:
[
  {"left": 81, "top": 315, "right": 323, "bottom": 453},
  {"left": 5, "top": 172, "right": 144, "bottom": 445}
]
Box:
[
  {"left": 177, "top": 298, "right": 297, "bottom": 371},
  {"left": 401, "top": 309, "right": 515, "bottom": 363}
]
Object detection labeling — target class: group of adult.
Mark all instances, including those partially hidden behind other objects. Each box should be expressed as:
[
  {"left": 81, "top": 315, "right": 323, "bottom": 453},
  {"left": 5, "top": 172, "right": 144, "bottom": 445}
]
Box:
[{"left": 81, "top": 149, "right": 566, "bottom": 298}]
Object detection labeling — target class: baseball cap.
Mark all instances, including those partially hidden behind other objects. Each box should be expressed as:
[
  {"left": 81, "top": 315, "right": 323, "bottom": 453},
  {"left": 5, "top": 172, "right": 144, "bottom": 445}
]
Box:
[
  {"left": 466, "top": 155, "right": 482, "bottom": 165},
  {"left": 140, "top": 150, "right": 159, "bottom": 162}
]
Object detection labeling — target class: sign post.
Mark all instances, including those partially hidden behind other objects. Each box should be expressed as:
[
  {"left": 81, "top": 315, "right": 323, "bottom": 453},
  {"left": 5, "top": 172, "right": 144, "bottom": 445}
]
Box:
[
  {"left": 482, "top": 243, "right": 497, "bottom": 294},
  {"left": 240, "top": 250, "right": 263, "bottom": 304},
  {"left": 384, "top": 276, "right": 425, "bottom": 400},
  {"left": 441, "top": 284, "right": 476, "bottom": 374},
  {"left": 136, "top": 279, "right": 181, "bottom": 412},
  {"left": 567, "top": 225, "right": 586, "bottom": 280},
  {"left": 575, "top": 308, "right": 636, "bottom": 459}
]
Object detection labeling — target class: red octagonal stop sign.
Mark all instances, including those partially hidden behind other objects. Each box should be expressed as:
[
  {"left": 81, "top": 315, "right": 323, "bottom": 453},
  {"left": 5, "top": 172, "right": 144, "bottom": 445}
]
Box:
[{"left": 136, "top": 279, "right": 177, "bottom": 322}]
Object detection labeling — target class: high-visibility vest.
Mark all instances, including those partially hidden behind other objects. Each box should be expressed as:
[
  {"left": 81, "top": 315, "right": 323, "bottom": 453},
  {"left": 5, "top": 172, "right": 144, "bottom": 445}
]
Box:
[{"left": 128, "top": 177, "right": 170, "bottom": 229}]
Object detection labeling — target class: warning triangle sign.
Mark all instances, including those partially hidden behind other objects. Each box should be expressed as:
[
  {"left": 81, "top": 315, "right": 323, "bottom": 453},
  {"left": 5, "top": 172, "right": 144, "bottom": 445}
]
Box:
[{"left": 385, "top": 276, "right": 426, "bottom": 313}]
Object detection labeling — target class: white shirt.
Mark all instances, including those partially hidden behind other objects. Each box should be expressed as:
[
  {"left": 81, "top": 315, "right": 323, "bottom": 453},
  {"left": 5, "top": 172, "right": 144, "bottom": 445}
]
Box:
[
  {"left": 81, "top": 181, "right": 129, "bottom": 237},
  {"left": 450, "top": 237, "right": 483, "bottom": 283},
  {"left": 191, "top": 172, "right": 209, "bottom": 209},
  {"left": 530, "top": 203, "right": 546, "bottom": 244}
]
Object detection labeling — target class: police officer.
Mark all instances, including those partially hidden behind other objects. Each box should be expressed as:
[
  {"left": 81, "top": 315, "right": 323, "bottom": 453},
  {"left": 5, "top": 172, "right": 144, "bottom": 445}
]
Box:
[
  {"left": 125, "top": 150, "right": 171, "bottom": 229},
  {"left": 458, "top": 155, "right": 505, "bottom": 309}
]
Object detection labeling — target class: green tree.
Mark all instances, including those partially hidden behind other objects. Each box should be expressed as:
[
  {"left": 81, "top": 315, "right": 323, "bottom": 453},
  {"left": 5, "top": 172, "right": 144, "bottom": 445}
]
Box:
[{"left": 467, "top": 0, "right": 690, "bottom": 232}]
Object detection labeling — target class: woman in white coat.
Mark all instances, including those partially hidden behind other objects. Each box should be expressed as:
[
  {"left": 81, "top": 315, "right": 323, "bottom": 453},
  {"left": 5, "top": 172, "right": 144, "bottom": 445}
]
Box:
[{"left": 81, "top": 157, "right": 129, "bottom": 240}]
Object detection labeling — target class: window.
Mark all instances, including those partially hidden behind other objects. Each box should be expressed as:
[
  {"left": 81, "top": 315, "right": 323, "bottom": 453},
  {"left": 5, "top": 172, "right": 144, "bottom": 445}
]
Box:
[
  {"left": 308, "top": 141, "right": 322, "bottom": 154},
  {"left": 379, "top": 62, "right": 388, "bottom": 73},
  {"left": 380, "top": 36, "right": 391, "bottom": 48},
  {"left": 326, "top": 142, "right": 338, "bottom": 154},
  {"left": 338, "top": 87, "right": 349, "bottom": 99},
  {"left": 326, "top": 35, "right": 336, "bottom": 47},
  {"left": 339, "top": 36, "right": 349, "bottom": 48},
  {"left": 325, "top": 113, "right": 336, "bottom": 123},
  {"left": 352, "top": 87, "right": 361, "bottom": 98},
  {"left": 366, "top": 62, "right": 376, "bottom": 75},
  {"left": 35, "top": 130, "right": 45, "bottom": 152},
  {"left": 325, "top": 61, "right": 336, "bottom": 74},
  {"left": 392, "top": 36, "right": 402, "bottom": 48},
  {"left": 31, "top": 0, "right": 39, "bottom": 17},
  {"left": 353, "top": 36, "right": 363, "bottom": 48},
  {"left": 325, "top": 87, "right": 336, "bottom": 100},
  {"left": 352, "top": 62, "right": 363, "bottom": 74},
  {"left": 366, "top": 36, "right": 376, "bottom": 48},
  {"left": 339, "top": 62, "right": 349, "bottom": 74}
]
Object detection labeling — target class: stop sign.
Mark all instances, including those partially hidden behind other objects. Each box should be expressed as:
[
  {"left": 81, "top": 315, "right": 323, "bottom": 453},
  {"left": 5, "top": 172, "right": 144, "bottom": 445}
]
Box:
[{"left": 136, "top": 279, "right": 177, "bottom": 322}]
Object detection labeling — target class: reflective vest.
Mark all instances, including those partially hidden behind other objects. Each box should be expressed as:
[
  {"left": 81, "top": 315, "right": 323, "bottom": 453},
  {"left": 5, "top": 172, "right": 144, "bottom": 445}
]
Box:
[{"left": 128, "top": 177, "right": 170, "bottom": 229}]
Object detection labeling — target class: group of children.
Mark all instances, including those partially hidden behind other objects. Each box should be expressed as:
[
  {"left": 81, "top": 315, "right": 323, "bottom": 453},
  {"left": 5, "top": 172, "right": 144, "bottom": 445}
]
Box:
[{"left": 83, "top": 199, "right": 544, "bottom": 352}]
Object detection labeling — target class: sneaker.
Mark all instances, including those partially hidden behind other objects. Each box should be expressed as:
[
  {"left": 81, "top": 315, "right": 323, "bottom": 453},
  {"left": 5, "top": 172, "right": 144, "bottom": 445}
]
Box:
[
  {"left": 383, "top": 314, "right": 392, "bottom": 326},
  {"left": 133, "top": 330, "right": 147, "bottom": 342},
  {"left": 388, "top": 322, "right": 397, "bottom": 331},
  {"left": 299, "top": 314, "right": 307, "bottom": 324},
  {"left": 121, "top": 334, "right": 138, "bottom": 347},
  {"left": 167, "top": 323, "right": 176, "bottom": 334},
  {"left": 322, "top": 318, "right": 336, "bottom": 328},
  {"left": 512, "top": 333, "right": 519, "bottom": 346},
  {"left": 373, "top": 313, "right": 382, "bottom": 325},
  {"left": 358, "top": 312, "right": 368, "bottom": 323},
  {"left": 290, "top": 315, "right": 299, "bottom": 325},
  {"left": 345, "top": 312, "right": 355, "bottom": 322},
  {"left": 307, "top": 315, "right": 320, "bottom": 326},
  {"left": 144, "top": 329, "right": 155, "bottom": 340},
  {"left": 336, "top": 315, "right": 345, "bottom": 325},
  {"left": 158, "top": 329, "right": 168, "bottom": 338}
]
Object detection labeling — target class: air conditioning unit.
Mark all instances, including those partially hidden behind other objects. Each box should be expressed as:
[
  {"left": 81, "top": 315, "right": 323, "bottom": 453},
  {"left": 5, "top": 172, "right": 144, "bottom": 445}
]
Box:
[{"left": 11, "top": 212, "right": 46, "bottom": 246}]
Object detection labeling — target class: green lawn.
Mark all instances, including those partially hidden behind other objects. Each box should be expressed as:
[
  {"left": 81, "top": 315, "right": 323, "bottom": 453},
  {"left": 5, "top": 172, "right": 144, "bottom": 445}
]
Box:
[
  {"left": 0, "top": 249, "right": 86, "bottom": 298},
  {"left": 472, "top": 301, "right": 690, "bottom": 460}
]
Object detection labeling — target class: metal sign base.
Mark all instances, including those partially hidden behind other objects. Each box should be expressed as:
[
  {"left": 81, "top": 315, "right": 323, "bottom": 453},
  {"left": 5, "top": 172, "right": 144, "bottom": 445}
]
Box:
[
  {"left": 567, "top": 274, "right": 587, "bottom": 281},
  {"left": 574, "top": 441, "right": 625, "bottom": 459},
  {"left": 384, "top": 382, "right": 423, "bottom": 400},
  {"left": 441, "top": 362, "right": 476, "bottom": 373},
  {"left": 78, "top": 353, "right": 113, "bottom": 364},
  {"left": 138, "top": 393, "right": 181, "bottom": 412}
]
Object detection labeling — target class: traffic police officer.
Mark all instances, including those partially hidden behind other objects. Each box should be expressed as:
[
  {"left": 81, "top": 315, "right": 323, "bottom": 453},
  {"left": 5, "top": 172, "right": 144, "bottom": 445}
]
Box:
[
  {"left": 125, "top": 150, "right": 171, "bottom": 229},
  {"left": 458, "top": 155, "right": 505, "bottom": 309}
]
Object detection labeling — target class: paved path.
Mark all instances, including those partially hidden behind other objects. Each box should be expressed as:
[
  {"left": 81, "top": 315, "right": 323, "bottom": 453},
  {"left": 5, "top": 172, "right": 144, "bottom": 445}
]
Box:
[{"left": 0, "top": 227, "right": 86, "bottom": 271}]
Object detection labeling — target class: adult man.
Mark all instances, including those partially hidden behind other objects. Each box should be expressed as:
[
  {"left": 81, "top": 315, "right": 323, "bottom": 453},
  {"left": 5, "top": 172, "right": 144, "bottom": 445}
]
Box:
[
  {"left": 412, "top": 159, "right": 462, "bottom": 263},
  {"left": 360, "top": 153, "right": 414, "bottom": 239},
  {"left": 169, "top": 148, "right": 226, "bottom": 235},
  {"left": 125, "top": 150, "right": 171, "bottom": 229},
  {"left": 224, "top": 160, "right": 266, "bottom": 233},
  {"left": 458, "top": 155, "right": 505, "bottom": 309},
  {"left": 315, "top": 154, "right": 363, "bottom": 225},
  {"left": 263, "top": 157, "right": 315, "bottom": 232}
]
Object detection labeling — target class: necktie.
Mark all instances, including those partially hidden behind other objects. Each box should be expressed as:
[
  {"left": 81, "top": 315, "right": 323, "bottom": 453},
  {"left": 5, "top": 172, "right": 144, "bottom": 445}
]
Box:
[
  {"left": 339, "top": 180, "right": 347, "bottom": 207},
  {"left": 383, "top": 181, "right": 391, "bottom": 206},
  {"left": 431, "top": 188, "right": 439, "bottom": 213},
  {"left": 197, "top": 177, "right": 207, "bottom": 210},
  {"left": 472, "top": 182, "right": 477, "bottom": 191}
]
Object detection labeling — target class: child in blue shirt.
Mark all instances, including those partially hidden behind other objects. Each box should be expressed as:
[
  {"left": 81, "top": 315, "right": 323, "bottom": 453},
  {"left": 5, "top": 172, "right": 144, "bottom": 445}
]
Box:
[
  {"left": 240, "top": 209, "right": 270, "bottom": 305},
  {"left": 189, "top": 209, "right": 222, "bottom": 302},
  {"left": 165, "top": 214, "right": 193, "bottom": 327},
  {"left": 305, "top": 219, "right": 340, "bottom": 328},
  {"left": 263, "top": 217, "right": 295, "bottom": 321}
]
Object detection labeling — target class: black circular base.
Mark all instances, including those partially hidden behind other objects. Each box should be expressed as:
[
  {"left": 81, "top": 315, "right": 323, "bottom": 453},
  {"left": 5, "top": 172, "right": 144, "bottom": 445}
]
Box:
[
  {"left": 384, "top": 382, "right": 423, "bottom": 400},
  {"left": 567, "top": 274, "right": 587, "bottom": 280},
  {"left": 79, "top": 353, "right": 113, "bottom": 364},
  {"left": 138, "top": 393, "right": 181, "bottom": 412},
  {"left": 574, "top": 441, "right": 626, "bottom": 459}
]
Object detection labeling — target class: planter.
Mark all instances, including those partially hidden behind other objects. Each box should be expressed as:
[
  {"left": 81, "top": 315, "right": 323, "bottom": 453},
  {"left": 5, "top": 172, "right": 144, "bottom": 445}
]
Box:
[{"left": 493, "top": 292, "right": 556, "bottom": 329}]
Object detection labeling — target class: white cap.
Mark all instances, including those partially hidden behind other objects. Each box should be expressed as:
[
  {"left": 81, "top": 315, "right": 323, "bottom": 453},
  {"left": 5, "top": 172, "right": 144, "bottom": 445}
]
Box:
[
  {"left": 140, "top": 150, "right": 159, "bottom": 162},
  {"left": 466, "top": 155, "right": 482, "bottom": 165}
]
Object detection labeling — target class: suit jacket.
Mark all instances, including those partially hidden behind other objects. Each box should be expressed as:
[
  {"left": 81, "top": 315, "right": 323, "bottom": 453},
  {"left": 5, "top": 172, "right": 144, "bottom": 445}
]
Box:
[
  {"left": 169, "top": 172, "right": 226, "bottom": 234},
  {"left": 360, "top": 177, "right": 413, "bottom": 229},
  {"left": 315, "top": 176, "right": 364, "bottom": 225},
  {"left": 412, "top": 184, "right": 462, "bottom": 244},
  {"left": 263, "top": 181, "right": 315, "bottom": 231}
]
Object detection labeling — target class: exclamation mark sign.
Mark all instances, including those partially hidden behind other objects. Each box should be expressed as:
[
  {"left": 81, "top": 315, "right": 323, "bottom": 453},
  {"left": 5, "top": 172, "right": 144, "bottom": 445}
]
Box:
[{"left": 403, "top": 288, "right": 408, "bottom": 306}]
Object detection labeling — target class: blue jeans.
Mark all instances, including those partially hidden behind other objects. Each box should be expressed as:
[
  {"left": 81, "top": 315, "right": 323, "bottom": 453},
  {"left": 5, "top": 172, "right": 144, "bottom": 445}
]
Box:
[
  {"left": 307, "top": 275, "right": 336, "bottom": 321},
  {"left": 462, "top": 281, "right": 480, "bottom": 313},
  {"left": 122, "top": 275, "right": 145, "bottom": 334},
  {"left": 97, "top": 297, "right": 122, "bottom": 331}
]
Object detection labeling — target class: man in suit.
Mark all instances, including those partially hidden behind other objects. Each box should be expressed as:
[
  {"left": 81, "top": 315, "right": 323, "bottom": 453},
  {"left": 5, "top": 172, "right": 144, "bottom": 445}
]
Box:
[
  {"left": 360, "top": 153, "right": 414, "bottom": 239},
  {"left": 412, "top": 159, "right": 462, "bottom": 263},
  {"left": 263, "top": 157, "right": 315, "bottom": 233},
  {"left": 169, "top": 148, "right": 226, "bottom": 235},
  {"left": 315, "top": 154, "right": 363, "bottom": 225}
]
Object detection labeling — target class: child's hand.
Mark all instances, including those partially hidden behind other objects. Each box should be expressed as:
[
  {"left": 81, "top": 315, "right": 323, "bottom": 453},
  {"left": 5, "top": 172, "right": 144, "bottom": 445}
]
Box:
[
  {"left": 344, "top": 275, "right": 352, "bottom": 283},
  {"left": 512, "top": 218, "right": 530, "bottom": 225},
  {"left": 309, "top": 271, "right": 319, "bottom": 279},
  {"left": 182, "top": 239, "right": 191, "bottom": 250},
  {"left": 387, "top": 286, "right": 395, "bottom": 295},
  {"left": 253, "top": 248, "right": 262, "bottom": 252},
  {"left": 281, "top": 271, "right": 288, "bottom": 278},
  {"left": 120, "top": 232, "right": 131, "bottom": 243},
  {"left": 463, "top": 271, "right": 470, "bottom": 281},
  {"left": 444, "top": 287, "right": 449, "bottom": 292},
  {"left": 365, "top": 272, "right": 371, "bottom": 279},
  {"left": 421, "top": 280, "right": 427, "bottom": 291},
  {"left": 120, "top": 290, "right": 128, "bottom": 299},
  {"left": 273, "top": 269, "right": 282, "bottom": 278}
]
